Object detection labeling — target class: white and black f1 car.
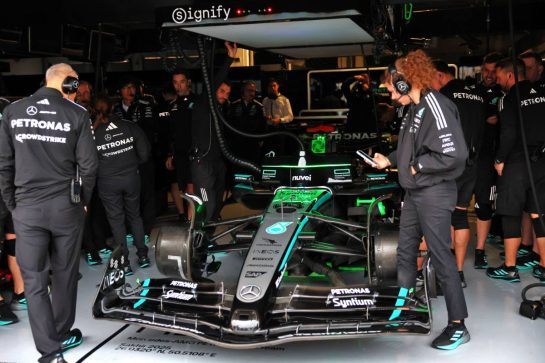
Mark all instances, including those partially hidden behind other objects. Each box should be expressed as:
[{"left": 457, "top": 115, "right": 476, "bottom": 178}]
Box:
[{"left": 93, "top": 153, "right": 435, "bottom": 348}]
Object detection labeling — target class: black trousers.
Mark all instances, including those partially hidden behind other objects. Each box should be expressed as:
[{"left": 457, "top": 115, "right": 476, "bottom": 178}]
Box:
[
  {"left": 98, "top": 172, "right": 148, "bottom": 259},
  {"left": 82, "top": 191, "right": 111, "bottom": 254},
  {"left": 191, "top": 158, "right": 226, "bottom": 221},
  {"left": 12, "top": 195, "right": 84, "bottom": 361},
  {"left": 474, "top": 153, "right": 496, "bottom": 208},
  {"left": 139, "top": 160, "right": 155, "bottom": 235},
  {"left": 397, "top": 181, "right": 468, "bottom": 321}
]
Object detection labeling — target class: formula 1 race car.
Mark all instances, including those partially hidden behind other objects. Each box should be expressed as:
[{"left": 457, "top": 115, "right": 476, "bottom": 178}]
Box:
[{"left": 93, "top": 153, "right": 435, "bottom": 348}]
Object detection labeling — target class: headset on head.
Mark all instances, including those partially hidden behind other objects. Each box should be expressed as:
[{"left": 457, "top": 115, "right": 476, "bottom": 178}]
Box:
[
  {"left": 388, "top": 64, "right": 411, "bottom": 95},
  {"left": 62, "top": 76, "right": 80, "bottom": 95}
]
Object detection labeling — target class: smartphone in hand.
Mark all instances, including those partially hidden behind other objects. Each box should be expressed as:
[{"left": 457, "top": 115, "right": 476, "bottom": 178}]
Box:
[{"left": 356, "top": 150, "right": 377, "bottom": 167}]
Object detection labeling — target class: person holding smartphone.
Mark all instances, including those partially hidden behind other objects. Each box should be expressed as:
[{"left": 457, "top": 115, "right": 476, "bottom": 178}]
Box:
[{"left": 370, "top": 50, "right": 470, "bottom": 350}]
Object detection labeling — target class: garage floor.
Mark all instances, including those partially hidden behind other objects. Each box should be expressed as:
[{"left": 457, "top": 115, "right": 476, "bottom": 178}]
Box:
[{"left": 2, "top": 204, "right": 545, "bottom": 363}]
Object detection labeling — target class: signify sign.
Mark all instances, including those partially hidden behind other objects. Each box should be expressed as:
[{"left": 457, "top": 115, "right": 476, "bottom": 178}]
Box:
[{"left": 172, "top": 5, "right": 231, "bottom": 23}]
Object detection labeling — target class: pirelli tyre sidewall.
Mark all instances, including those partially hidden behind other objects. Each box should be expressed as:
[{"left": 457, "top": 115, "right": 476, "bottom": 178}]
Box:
[
  {"left": 372, "top": 222, "right": 398, "bottom": 286},
  {"left": 156, "top": 224, "right": 193, "bottom": 280}
]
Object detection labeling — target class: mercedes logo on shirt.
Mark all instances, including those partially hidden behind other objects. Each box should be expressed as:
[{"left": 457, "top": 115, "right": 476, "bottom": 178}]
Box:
[
  {"left": 239, "top": 285, "right": 261, "bottom": 301},
  {"left": 26, "top": 106, "right": 38, "bottom": 116},
  {"left": 104, "top": 134, "right": 112, "bottom": 141}
]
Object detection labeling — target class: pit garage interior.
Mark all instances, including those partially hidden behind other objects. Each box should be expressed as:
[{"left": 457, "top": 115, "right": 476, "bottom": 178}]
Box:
[{"left": 1, "top": 1, "right": 545, "bottom": 362}]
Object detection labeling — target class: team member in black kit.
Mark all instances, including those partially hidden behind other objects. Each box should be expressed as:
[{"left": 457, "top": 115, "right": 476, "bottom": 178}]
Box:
[
  {"left": 0, "top": 63, "right": 98, "bottom": 363},
  {"left": 432, "top": 60, "right": 486, "bottom": 287},
  {"left": 371, "top": 50, "right": 469, "bottom": 350},
  {"left": 487, "top": 58, "right": 545, "bottom": 282},
  {"left": 113, "top": 79, "right": 155, "bottom": 242},
  {"left": 473, "top": 52, "right": 503, "bottom": 269},
  {"left": 341, "top": 73, "right": 377, "bottom": 132},
  {"left": 190, "top": 41, "right": 237, "bottom": 222},
  {"left": 228, "top": 80, "right": 266, "bottom": 163},
  {"left": 94, "top": 109, "right": 151, "bottom": 275},
  {"left": 164, "top": 70, "right": 196, "bottom": 221}
]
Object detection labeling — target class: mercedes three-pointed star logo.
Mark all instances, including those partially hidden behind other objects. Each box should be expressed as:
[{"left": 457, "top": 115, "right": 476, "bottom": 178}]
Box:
[
  {"left": 26, "top": 106, "right": 38, "bottom": 116},
  {"left": 239, "top": 285, "right": 261, "bottom": 301}
]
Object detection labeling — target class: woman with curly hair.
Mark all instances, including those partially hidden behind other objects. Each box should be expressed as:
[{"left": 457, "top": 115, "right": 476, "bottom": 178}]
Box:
[{"left": 370, "top": 49, "right": 470, "bottom": 350}]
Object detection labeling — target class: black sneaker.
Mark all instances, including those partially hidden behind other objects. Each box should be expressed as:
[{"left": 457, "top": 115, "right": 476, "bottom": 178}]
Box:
[
  {"left": 532, "top": 265, "right": 545, "bottom": 282},
  {"left": 416, "top": 270, "right": 424, "bottom": 287},
  {"left": 11, "top": 292, "right": 27, "bottom": 311},
  {"left": 474, "top": 249, "right": 488, "bottom": 269},
  {"left": 516, "top": 252, "right": 540, "bottom": 271},
  {"left": 0, "top": 301, "right": 18, "bottom": 326},
  {"left": 459, "top": 271, "right": 467, "bottom": 288},
  {"left": 138, "top": 255, "right": 151, "bottom": 268},
  {"left": 486, "top": 234, "right": 502, "bottom": 245},
  {"left": 99, "top": 247, "right": 113, "bottom": 257},
  {"left": 431, "top": 322, "right": 470, "bottom": 350},
  {"left": 124, "top": 264, "right": 134, "bottom": 276},
  {"left": 486, "top": 264, "right": 520, "bottom": 282},
  {"left": 86, "top": 252, "right": 102, "bottom": 266},
  {"left": 500, "top": 246, "right": 531, "bottom": 260},
  {"left": 61, "top": 328, "right": 83, "bottom": 351}
]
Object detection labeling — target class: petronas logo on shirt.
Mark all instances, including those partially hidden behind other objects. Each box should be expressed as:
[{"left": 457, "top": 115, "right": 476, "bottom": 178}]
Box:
[{"left": 106, "top": 122, "right": 118, "bottom": 131}]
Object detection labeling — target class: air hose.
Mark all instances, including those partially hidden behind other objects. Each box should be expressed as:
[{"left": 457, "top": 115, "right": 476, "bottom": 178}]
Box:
[{"left": 196, "top": 37, "right": 307, "bottom": 175}]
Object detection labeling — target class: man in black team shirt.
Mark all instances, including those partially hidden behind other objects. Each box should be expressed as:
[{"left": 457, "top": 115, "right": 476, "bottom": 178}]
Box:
[
  {"left": 341, "top": 73, "right": 377, "bottom": 132},
  {"left": 95, "top": 109, "right": 151, "bottom": 275},
  {"left": 432, "top": 60, "right": 486, "bottom": 287},
  {"left": 473, "top": 52, "right": 503, "bottom": 269},
  {"left": 228, "top": 81, "right": 266, "bottom": 164},
  {"left": 190, "top": 41, "right": 236, "bottom": 222},
  {"left": 0, "top": 63, "right": 98, "bottom": 363},
  {"left": 516, "top": 51, "right": 545, "bottom": 269},
  {"left": 487, "top": 58, "right": 545, "bottom": 282},
  {"left": 163, "top": 70, "right": 195, "bottom": 221}
]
